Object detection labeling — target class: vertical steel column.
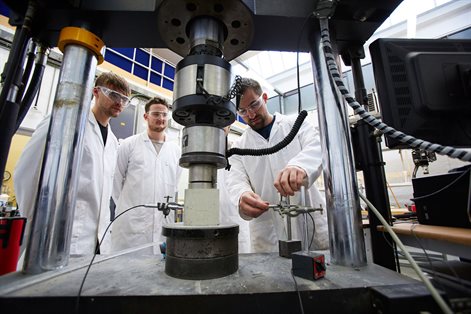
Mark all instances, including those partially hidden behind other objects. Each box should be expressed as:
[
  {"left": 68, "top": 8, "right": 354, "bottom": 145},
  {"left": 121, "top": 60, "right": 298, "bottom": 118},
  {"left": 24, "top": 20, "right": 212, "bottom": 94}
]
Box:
[
  {"left": 347, "top": 48, "right": 397, "bottom": 271},
  {"left": 23, "top": 44, "right": 97, "bottom": 274},
  {"left": 309, "top": 23, "right": 367, "bottom": 267}
]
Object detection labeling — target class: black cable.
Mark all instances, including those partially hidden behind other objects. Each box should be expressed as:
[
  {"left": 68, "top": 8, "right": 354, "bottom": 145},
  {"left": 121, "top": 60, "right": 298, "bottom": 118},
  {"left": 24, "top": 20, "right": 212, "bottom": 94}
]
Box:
[
  {"left": 0, "top": 25, "right": 31, "bottom": 116},
  {"left": 226, "top": 110, "right": 308, "bottom": 161},
  {"left": 393, "top": 239, "right": 401, "bottom": 274},
  {"left": 0, "top": 3, "right": 36, "bottom": 185},
  {"left": 412, "top": 165, "right": 419, "bottom": 179},
  {"left": 296, "top": 12, "right": 315, "bottom": 113},
  {"left": 381, "top": 230, "right": 401, "bottom": 273},
  {"left": 307, "top": 212, "right": 315, "bottom": 249},
  {"left": 381, "top": 223, "right": 462, "bottom": 288},
  {"left": 411, "top": 224, "right": 464, "bottom": 288},
  {"left": 318, "top": 18, "right": 471, "bottom": 162},
  {"left": 0, "top": 1, "right": 37, "bottom": 116},
  {"left": 16, "top": 39, "right": 36, "bottom": 105},
  {"left": 468, "top": 169, "right": 471, "bottom": 226},
  {"left": 410, "top": 224, "right": 449, "bottom": 293},
  {"left": 75, "top": 204, "right": 146, "bottom": 314},
  {"left": 381, "top": 228, "right": 395, "bottom": 250},
  {"left": 197, "top": 75, "right": 241, "bottom": 107},
  {"left": 290, "top": 269, "right": 305, "bottom": 314},
  {"left": 411, "top": 168, "right": 470, "bottom": 202},
  {"left": 15, "top": 51, "right": 47, "bottom": 131}
]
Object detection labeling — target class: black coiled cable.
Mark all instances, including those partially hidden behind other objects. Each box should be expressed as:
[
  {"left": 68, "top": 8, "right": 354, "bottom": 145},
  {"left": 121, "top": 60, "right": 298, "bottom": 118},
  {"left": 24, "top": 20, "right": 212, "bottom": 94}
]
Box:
[
  {"left": 198, "top": 75, "right": 242, "bottom": 106},
  {"left": 225, "top": 110, "right": 308, "bottom": 169}
]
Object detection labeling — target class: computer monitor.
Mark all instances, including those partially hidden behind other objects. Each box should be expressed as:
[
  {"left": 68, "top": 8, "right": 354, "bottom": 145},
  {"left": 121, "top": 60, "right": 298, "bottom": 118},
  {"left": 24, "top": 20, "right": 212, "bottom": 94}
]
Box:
[{"left": 369, "top": 38, "right": 471, "bottom": 149}]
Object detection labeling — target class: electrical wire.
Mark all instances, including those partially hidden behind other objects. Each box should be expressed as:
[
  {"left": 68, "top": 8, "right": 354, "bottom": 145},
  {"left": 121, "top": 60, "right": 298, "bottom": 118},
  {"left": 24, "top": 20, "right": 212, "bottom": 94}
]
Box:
[
  {"left": 227, "top": 13, "right": 313, "bottom": 160},
  {"left": 16, "top": 43, "right": 49, "bottom": 131},
  {"left": 291, "top": 212, "right": 314, "bottom": 313},
  {"left": 411, "top": 224, "right": 465, "bottom": 287},
  {"left": 290, "top": 269, "right": 305, "bottom": 314},
  {"left": 359, "top": 192, "right": 453, "bottom": 314},
  {"left": 411, "top": 168, "right": 470, "bottom": 202},
  {"left": 16, "top": 39, "right": 36, "bottom": 104},
  {"left": 318, "top": 18, "right": 471, "bottom": 162},
  {"left": 296, "top": 12, "right": 315, "bottom": 114},
  {"left": 380, "top": 231, "right": 402, "bottom": 273},
  {"left": 197, "top": 75, "right": 242, "bottom": 106},
  {"left": 226, "top": 110, "right": 307, "bottom": 159},
  {"left": 412, "top": 165, "right": 419, "bottom": 179},
  {"left": 410, "top": 224, "right": 448, "bottom": 293},
  {"left": 468, "top": 168, "right": 471, "bottom": 226},
  {"left": 307, "top": 212, "right": 315, "bottom": 249},
  {"left": 383, "top": 225, "right": 463, "bottom": 292},
  {"left": 75, "top": 204, "right": 155, "bottom": 313}
]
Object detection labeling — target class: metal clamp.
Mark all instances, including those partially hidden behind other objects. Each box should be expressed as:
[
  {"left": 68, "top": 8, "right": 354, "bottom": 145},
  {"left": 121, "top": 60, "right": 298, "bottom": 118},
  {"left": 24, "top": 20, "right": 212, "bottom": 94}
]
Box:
[
  {"left": 156, "top": 201, "right": 184, "bottom": 217},
  {"left": 269, "top": 195, "right": 323, "bottom": 218}
]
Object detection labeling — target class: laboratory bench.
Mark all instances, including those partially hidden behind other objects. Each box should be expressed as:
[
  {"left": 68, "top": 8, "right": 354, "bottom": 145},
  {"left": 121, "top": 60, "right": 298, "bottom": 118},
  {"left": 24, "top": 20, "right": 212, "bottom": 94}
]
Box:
[
  {"left": 0, "top": 251, "right": 441, "bottom": 314},
  {"left": 377, "top": 222, "right": 471, "bottom": 260}
]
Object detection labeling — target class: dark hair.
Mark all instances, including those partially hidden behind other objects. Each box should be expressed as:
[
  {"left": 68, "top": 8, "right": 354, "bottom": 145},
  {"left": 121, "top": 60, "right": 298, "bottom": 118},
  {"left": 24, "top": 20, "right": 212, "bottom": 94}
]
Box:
[
  {"left": 239, "top": 77, "right": 262, "bottom": 96},
  {"left": 95, "top": 72, "right": 131, "bottom": 96},
  {"left": 145, "top": 97, "right": 170, "bottom": 112}
]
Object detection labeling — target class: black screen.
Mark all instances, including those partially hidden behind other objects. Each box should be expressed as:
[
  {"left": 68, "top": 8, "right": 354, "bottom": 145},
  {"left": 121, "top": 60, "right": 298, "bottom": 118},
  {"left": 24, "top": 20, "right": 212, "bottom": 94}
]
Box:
[{"left": 369, "top": 38, "right": 471, "bottom": 149}]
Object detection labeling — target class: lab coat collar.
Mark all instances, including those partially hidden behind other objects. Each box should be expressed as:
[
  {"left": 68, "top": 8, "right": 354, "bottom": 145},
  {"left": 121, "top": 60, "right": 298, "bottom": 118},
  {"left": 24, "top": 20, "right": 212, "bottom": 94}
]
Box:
[
  {"left": 269, "top": 112, "right": 285, "bottom": 141},
  {"left": 88, "top": 110, "right": 105, "bottom": 146},
  {"left": 246, "top": 112, "right": 284, "bottom": 142},
  {"left": 142, "top": 131, "right": 167, "bottom": 157},
  {"left": 143, "top": 131, "right": 167, "bottom": 143},
  {"left": 273, "top": 112, "right": 285, "bottom": 124}
]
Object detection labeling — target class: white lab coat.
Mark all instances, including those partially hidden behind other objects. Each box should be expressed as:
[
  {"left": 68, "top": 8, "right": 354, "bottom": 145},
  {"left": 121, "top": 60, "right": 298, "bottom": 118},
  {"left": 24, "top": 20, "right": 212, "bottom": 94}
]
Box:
[
  {"left": 226, "top": 112, "right": 328, "bottom": 253},
  {"left": 218, "top": 169, "right": 251, "bottom": 253},
  {"left": 14, "top": 111, "right": 118, "bottom": 255},
  {"left": 111, "top": 131, "right": 182, "bottom": 255}
]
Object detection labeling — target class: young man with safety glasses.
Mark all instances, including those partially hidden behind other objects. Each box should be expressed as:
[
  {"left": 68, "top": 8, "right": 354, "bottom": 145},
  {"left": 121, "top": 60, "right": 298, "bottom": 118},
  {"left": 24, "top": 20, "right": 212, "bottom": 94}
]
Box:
[
  {"left": 14, "top": 72, "right": 131, "bottom": 256},
  {"left": 226, "top": 77, "right": 328, "bottom": 254},
  {"left": 111, "top": 97, "right": 182, "bottom": 255}
]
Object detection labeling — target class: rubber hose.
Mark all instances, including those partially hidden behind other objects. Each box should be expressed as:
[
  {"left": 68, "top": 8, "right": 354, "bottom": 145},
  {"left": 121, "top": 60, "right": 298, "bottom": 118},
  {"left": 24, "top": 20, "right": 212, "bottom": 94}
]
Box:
[
  {"left": 226, "top": 110, "right": 308, "bottom": 158},
  {"left": 15, "top": 62, "right": 45, "bottom": 131}
]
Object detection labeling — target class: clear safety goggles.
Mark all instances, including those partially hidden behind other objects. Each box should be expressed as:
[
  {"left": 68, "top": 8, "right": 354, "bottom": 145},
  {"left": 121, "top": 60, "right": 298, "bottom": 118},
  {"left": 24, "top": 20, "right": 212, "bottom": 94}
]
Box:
[
  {"left": 97, "top": 86, "right": 130, "bottom": 107},
  {"left": 148, "top": 111, "right": 169, "bottom": 119},
  {"left": 237, "top": 94, "right": 263, "bottom": 117}
]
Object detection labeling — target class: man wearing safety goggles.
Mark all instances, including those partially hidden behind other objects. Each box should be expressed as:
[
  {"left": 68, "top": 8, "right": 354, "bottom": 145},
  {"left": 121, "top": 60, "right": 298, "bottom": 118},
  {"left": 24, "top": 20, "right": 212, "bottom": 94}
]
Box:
[
  {"left": 111, "top": 97, "right": 182, "bottom": 255},
  {"left": 226, "top": 77, "right": 328, "bottom": 254},
  {"left": 15, "top": 72, "right": 131, "bottom": 256}
]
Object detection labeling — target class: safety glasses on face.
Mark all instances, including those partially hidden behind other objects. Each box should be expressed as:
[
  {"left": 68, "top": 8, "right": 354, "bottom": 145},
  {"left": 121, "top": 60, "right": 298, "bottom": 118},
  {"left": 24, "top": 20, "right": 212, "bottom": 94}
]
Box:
[
  {"left": 97, "top": 86, "right": 130, "bottom": 107},
  {"left": 147, "top": 111, "right": 168, "bottom": 119},
  {"left": 237, "top": 94, "right": 264, "bottom": 117}
]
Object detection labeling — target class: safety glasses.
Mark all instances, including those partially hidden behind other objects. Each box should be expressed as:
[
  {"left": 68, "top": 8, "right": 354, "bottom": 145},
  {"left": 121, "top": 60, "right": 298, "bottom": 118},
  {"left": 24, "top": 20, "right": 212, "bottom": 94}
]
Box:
[
  {"left": 237, "top": 94, "right": 263, "bottom": 117},
  {"left": 148, "top": 111, "right": 168, "bottom": 119},
  {"left": 97, "top": 86, "right": 130, "bottom": 107}
]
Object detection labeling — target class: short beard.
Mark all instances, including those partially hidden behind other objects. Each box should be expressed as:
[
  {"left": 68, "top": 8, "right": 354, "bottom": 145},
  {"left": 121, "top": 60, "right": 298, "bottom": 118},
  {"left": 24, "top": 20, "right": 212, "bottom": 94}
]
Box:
[
  {"left": 149, "top": 124, "right": 166, "bottom": 133},
  {"left": 106, "top": 107, "right": 121, "bottom": 118},
  {"left": 248, "top": 118, "right": 264, "bottom": 130}
]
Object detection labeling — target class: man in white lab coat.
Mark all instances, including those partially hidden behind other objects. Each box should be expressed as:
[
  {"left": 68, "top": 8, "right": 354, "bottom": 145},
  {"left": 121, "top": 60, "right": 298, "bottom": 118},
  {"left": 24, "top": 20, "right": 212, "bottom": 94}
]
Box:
[
  {"left": 226, "top": 77, "right": 328, "bottom": 253},
  {"left": 218, "top": 126, "right": 251, "bottom": 253},
  {"left": 111, "top": 97, "right": 182, "bottom": 255},
  {"left": 14, "top": 72, "right": 131, "bottom": 255}
]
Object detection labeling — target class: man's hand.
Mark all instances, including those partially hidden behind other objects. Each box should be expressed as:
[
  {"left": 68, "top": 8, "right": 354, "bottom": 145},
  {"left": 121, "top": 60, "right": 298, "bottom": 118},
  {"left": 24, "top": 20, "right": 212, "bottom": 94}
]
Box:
[
  {"left": 274, "top": 165, "right": 307, "bottom": 196},
  {"left": 239, "top": 191, "right": 269, "bottom": 218}
]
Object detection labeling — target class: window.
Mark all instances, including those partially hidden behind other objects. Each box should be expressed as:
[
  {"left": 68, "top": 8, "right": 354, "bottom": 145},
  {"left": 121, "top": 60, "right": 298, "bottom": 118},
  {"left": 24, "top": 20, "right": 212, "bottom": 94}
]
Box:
[
  {"left": 104, "top": 48, "right": 175, "bottom": 91},
  {"left": 104, "top": 50, "right": 132, "bottom": 72}
]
